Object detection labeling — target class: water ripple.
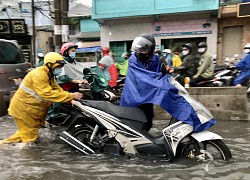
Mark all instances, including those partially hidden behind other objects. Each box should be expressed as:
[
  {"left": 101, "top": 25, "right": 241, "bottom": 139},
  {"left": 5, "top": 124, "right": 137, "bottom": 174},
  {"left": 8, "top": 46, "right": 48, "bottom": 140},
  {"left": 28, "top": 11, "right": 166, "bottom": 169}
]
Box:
[{"left": 0, "top": 118, "right": 249, "bottom": 179}]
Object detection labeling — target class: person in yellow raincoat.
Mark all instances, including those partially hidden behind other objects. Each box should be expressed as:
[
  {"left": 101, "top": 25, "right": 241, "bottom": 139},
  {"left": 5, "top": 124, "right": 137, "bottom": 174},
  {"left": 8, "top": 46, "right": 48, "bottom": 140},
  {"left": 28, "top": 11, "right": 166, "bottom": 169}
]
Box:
[{"left": 0, "top": 52, "right": 83, "bottom": 144}]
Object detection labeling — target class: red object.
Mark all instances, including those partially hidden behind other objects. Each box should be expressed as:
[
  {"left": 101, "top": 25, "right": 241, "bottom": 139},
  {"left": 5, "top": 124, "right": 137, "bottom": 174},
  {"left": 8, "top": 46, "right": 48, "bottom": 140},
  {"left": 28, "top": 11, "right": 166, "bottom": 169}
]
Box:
[
  {"left": 166, "top": 65, "right": 170, "bottom": 71},
  {"left": 101, "top": 47, "right": 110, "bottom": 55},
  {"left": 108, "top": 64, "right": 119, "bottom": 87},
  {"left": 61, "top": 82, "right": 79, "bottom": 92}
]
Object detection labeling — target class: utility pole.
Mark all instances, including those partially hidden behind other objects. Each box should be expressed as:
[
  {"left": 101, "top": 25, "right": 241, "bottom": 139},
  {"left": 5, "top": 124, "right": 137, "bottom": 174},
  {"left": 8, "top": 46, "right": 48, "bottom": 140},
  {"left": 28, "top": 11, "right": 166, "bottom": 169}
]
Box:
[
  {"left": 54, "top": 0, "right": 62, "bottom": 53},
  {"left": 31, "top": 0, "right": 36, "bottom": 66},
  {"left": 61, "top": 0, "right": 69, "bottom": 44}
]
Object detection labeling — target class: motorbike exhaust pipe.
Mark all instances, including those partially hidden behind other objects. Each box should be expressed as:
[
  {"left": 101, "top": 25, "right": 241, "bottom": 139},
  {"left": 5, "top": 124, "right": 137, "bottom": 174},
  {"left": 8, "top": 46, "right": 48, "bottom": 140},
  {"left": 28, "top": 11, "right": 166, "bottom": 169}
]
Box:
[{"left": 60, "top": 131, "right": 95, "bottom": 155}]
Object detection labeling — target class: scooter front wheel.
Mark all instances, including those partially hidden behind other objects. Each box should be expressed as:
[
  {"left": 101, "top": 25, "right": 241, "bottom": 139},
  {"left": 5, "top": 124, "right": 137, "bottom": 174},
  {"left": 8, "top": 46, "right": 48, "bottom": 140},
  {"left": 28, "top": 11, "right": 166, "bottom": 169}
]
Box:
[
  {"left": 199, "top": 139, "right": 232, "bottom": 161},
  {"left": 177, "top": 137, "right": 232, "bottom": 161}
]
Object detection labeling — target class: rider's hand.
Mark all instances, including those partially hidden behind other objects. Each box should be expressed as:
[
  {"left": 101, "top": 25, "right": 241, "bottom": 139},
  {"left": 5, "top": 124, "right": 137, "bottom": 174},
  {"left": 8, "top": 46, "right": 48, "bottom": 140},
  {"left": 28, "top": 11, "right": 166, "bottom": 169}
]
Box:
[
  {"left": 72, "top": 80, "right": 88, "bottom": 84},
  {"left": 169, "top": 69, "right": 174, "bottom": 73},
  {"left": 82, "top": 79, "right": 88, "bottom": 84},
  {"left": 73, "top": 92, "right": 83, "bottom": 100}
]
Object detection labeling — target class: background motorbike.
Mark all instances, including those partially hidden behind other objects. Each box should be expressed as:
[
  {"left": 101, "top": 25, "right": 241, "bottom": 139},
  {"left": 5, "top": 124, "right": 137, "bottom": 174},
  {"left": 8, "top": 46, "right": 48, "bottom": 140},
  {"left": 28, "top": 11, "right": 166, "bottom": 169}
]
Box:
[
  {"left": 59, "top": 75, "right": 232, "bottom": 162},
  {"left": 213, "top": 64, "right": 238, "bottom": 86},
  {"left": 46, "top": 66, "right": 118, "bottom": 127}
]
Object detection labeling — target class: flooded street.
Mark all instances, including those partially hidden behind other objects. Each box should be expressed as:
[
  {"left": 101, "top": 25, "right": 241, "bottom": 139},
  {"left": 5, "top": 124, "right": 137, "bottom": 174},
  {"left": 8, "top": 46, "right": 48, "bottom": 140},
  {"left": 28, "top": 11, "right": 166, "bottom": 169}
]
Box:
[{"left": 0, "top": 115, "right": 249, "bottom": 180}]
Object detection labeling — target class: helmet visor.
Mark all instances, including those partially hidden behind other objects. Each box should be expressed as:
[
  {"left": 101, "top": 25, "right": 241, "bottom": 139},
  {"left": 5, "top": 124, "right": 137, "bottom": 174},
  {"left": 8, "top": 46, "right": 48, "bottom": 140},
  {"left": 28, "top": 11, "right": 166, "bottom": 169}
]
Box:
[
  {"left": 131, "top": 37, "right": 153, "bottom": 53},
  {"left": 56, "top": 60, "right": 65, "bottom": 66}
]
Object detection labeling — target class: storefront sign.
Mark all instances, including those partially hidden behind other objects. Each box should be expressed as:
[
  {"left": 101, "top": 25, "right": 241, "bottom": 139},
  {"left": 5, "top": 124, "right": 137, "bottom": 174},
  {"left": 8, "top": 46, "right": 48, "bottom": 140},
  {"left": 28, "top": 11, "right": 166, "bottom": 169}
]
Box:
[
  {"left": 11, "top": 20, "right": 26, "bottom": 34},
  {"left": 153, "top": 30, "right": 212, "bottom": 37},
  {"left": 0, "top": 19, "right": 27, "bottom": 34},
  {"left": 152, "top": 19, "right": 213, "bottom": 37},
  {"left": 0, "top": 20, "right": 10, "bottom": 33}
]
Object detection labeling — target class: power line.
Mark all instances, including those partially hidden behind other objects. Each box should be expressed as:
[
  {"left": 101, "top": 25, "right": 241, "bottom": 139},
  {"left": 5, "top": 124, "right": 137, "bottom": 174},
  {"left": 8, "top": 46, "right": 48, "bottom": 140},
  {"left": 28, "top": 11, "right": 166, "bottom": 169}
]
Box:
[{"left": 36, "top": 8, "right": 53, "bottom": 21}]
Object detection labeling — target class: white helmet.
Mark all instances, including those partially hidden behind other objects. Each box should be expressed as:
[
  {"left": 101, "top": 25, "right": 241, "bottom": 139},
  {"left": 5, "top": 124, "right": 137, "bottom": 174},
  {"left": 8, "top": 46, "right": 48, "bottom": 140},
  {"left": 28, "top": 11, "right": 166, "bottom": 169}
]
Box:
[
  {"left": 244, "top": 43, "right": 250, "bottom": 49},
  {"left": 37, "top": 52, "right": 44, "bottom": 58},
  {"left": 163, "top": 49, "right": 171, "bottom": 54},
  {"left": 244, "top": 43, "right": 250, "bottom": 54}
]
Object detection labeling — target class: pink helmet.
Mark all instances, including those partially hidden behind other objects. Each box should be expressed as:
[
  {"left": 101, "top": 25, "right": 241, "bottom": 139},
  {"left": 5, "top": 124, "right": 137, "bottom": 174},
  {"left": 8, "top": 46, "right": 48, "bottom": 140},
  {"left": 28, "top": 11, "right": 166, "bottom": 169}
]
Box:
[{"left": 60, "top": 42, "right": 78, "bottom": 56}]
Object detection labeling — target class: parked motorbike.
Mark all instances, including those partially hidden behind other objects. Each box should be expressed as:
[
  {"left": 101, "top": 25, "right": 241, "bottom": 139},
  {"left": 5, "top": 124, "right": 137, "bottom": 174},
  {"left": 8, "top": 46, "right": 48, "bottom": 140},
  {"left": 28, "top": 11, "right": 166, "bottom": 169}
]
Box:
[
  {"left": 213, "top": 65, "right": 238, "bottom": 86},
  {"left": 59, "top": 75, "right": 232, "bottom": 162}
]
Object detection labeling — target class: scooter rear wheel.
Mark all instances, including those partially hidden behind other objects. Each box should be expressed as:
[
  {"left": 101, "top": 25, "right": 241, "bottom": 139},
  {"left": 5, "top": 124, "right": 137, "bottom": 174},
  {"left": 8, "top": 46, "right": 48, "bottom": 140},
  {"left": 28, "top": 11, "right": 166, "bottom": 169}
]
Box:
[{"left": 73, "top": 126, "right": 103, "bottom": 152}]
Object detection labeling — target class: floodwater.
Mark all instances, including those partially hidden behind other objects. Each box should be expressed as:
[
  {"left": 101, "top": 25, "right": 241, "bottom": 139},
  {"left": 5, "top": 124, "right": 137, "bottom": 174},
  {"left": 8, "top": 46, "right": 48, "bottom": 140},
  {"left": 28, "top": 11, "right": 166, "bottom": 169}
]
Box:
[{"left": 0, "top": 115, "right": 249, "bottom": 180}]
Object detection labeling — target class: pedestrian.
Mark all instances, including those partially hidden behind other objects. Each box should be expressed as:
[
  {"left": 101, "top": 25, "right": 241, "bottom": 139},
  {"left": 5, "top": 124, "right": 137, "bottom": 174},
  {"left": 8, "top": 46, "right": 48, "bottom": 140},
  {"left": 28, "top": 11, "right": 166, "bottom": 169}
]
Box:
[
  {"left": 169, "top": 48, "right": 182, "bottom": 73},
  {"left": 46, "top": 42, "right": 88, "bottom": 122},
  {"left": 162, "top": 49, "right": 172, "bottom": 71},
  {"left": 191, "top": 42, "right": 214, "bottom": 86},
  {"left": 172, "top": 49, "right": 182, "bottom": 68},
  {"left": 37, "top": 52, "right": 44, "bottom": 67},
  {"left": 174, "top": 43, "right": 200, "bottom": 85},
  {"left": 233, "top": 43, "right": 250, "bottom": 87},
  {"left": 0, "top": 52, "right": 83, "bottom": 145},
  {"left": 154, "top": 49, "right": 166, "bottom": 65},
  {"left": 120, "top": 34, "right": 215, "bottom": 132},
  {"left": 115, "top": 52, "right": 130, "bottom": 77},
  {"left": 99, "top": 47, "right": 119, "bottom": 88},
  {"left": 57, "top": 42, "right": 88, "bottom": 92}
]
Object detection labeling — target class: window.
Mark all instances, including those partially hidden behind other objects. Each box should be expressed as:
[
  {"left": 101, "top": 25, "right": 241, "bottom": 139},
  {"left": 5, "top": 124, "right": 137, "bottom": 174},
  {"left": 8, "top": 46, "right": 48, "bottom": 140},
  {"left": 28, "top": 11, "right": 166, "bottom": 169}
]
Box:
[{"left": 0, "top": 41, "right": 25, "bottom": 64}]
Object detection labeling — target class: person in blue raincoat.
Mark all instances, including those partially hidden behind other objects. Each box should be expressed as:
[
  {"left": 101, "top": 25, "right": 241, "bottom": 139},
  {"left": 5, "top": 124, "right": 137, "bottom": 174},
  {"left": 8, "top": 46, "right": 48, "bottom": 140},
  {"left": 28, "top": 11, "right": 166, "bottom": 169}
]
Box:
[
  {"left": 120, "top": 34, "right": 216, "bottom": 132},
  {"left": 233, "top": 43, "right": 250, "bottom": 87}
]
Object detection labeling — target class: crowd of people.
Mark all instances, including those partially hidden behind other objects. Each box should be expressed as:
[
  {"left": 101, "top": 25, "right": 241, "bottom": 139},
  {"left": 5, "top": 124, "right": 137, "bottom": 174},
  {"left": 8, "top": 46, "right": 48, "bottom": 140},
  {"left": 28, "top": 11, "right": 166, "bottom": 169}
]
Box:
[{"left": 1, "top": 33, "right": 250, "bottom": 146}]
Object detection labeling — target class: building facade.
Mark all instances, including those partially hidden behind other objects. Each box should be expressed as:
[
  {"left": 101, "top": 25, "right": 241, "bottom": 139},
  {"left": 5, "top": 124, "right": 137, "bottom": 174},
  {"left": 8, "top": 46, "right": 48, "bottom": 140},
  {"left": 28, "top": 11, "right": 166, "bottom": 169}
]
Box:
[
  {"left": 92, "top": 0, "right": 219, "bottom": 62},
  {"left": 217, "top": 0, "right": 250, "bottom": 64},
  {"left": 0, "top": 0, "right": 53, "bottom": 63}
]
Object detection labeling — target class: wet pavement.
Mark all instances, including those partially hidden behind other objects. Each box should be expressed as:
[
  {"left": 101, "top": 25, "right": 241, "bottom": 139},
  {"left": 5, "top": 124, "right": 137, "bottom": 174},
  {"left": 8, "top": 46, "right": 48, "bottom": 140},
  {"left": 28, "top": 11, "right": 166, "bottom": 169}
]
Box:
[{"left": 0, "top": 115, "right": 249, "bottom": 180}]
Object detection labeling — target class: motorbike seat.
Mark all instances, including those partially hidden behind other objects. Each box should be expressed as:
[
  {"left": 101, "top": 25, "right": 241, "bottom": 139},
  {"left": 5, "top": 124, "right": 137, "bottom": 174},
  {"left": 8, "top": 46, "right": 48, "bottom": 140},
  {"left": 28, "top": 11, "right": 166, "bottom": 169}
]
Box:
[{"left": 83, "top": 100, "right": 147, "bottom": 123}]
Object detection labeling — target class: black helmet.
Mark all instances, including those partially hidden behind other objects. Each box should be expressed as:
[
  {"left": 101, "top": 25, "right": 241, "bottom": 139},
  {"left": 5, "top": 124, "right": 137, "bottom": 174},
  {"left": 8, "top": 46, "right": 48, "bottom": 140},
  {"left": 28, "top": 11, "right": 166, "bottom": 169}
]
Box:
[
  {"left": 182, "top": 43, "right": 193, "bottom": 50},
  {"left": 131, "top": 34, "right": 155, "bottom": 57},
  {"left": 198, "top": 42, "right": 207, "bottom": 48}
]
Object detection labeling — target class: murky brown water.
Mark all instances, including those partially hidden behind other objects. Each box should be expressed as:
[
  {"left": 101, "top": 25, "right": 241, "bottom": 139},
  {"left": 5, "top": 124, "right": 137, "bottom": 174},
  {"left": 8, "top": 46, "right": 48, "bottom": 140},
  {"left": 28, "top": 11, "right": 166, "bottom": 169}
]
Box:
[{"left": 0, "top": 115, "right": 249, "bottom": 180}]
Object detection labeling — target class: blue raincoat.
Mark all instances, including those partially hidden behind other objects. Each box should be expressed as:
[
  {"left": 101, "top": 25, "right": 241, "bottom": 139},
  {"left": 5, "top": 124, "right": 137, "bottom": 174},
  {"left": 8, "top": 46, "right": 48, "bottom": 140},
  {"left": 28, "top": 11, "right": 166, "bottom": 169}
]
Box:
[
  {"left": 120, "top": 54, "right": 216, "bottom": 132},
  {"left": 233, "top": 53, "right": 250, "bottom": 85}
]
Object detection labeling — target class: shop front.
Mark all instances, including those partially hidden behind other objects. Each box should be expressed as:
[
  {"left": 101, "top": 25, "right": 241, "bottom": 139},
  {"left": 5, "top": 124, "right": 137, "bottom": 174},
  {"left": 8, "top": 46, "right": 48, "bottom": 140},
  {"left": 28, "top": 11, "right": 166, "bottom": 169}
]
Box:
[{"left": 0, "top": 19, "right": 31, "bottom": 63}]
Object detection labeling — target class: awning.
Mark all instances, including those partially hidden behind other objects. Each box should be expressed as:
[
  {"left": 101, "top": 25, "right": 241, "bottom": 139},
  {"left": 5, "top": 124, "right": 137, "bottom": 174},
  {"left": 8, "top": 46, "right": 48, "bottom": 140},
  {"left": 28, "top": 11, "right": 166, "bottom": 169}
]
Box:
[
  {"left": 76, "top": 46, "right": 101, "bottom": 53},
  {"left": 76, "top": 41, "right": 100, "bottom": 48}
]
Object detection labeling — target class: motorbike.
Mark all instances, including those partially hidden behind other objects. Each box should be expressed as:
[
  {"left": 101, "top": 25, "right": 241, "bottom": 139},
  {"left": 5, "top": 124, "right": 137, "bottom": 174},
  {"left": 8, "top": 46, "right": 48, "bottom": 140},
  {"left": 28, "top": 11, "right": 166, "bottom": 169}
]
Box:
[
  {"left": 174, "top": 64, "right": 238, "bottom": 87},
  {"left": 59, "top": 75, "right": 232, "bottom": 162},
  {"left": 213, "top": 65, "right": 238, "bottom": 87},
  {"left": 46, "top": 66, "right": 118, "bottom": 127}
]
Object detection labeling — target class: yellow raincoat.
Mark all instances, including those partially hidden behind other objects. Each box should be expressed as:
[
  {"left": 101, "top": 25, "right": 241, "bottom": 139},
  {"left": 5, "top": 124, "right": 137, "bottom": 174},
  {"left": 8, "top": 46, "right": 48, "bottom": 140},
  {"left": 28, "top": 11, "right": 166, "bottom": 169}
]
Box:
[{"left": 1, "top": 53, "right": 74, "bottom": 144}]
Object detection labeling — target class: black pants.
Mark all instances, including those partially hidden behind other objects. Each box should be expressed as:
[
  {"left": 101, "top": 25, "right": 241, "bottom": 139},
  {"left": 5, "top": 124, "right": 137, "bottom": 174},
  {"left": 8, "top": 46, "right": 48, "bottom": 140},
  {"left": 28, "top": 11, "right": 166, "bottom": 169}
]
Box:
[{"left": 138, "top": 103, "right": 154, "bottom": 131}]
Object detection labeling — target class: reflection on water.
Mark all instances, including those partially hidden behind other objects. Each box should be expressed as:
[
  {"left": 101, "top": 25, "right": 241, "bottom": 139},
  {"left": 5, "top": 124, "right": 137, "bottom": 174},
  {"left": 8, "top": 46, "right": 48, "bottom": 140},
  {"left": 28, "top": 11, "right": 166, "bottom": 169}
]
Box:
[{"left": 0, "top": 115, "right": 249, "bottom": 180}]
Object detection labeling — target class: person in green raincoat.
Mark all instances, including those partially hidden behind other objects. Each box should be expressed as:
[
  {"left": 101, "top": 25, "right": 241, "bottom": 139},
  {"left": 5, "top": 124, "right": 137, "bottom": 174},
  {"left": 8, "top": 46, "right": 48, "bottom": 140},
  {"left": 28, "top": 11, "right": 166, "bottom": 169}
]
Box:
[
  {"left": 115, "top": 52, "right": 130, "bottom": 77},
  {"left": 83, "top": 66, "right": 108, "bottom": 100}
]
